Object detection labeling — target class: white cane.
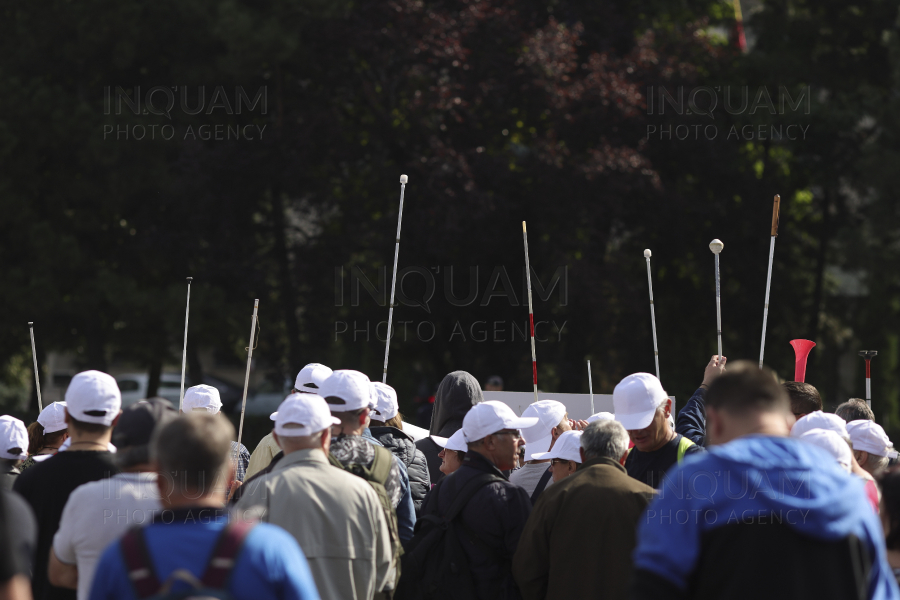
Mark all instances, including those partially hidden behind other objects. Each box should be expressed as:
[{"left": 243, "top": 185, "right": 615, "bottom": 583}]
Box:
[
  {"left": 644, "top": 250, "right": 661, "bottom": 380},
  {"left": 179, "top": 277, "right": 192, "bottom": 411},
  {"left": 28, "top": 322, "right": 42, "bottom": 412},
  {"left": 523, "top": 222, "right": 538, "bottom": 404},
  {"left": 709, "top": 239, "right": 724, "bottom": 359},
  {"left": 382, "top": 175, "right": 408, "bottom": 384},
  {"left": 587, "top": 359, "right": 594, "bottom": 415},
  {"left": 236, "top": 300, "right": 259, "bottom": 450},
  {"left": 759, "top": 196, "right": 780, "bottom": 368}
]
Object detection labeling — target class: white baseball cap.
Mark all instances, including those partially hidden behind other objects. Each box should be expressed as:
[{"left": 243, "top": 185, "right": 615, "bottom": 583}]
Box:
[
  {"left": 587, "top": 412, "right": 615, "bottom": 423},
  {"left": 531, "top": 430, "right": 583, "bottom": 463},
  {"left": 274, "top": 393, "right": 340, "bottom": 437},
  {"left": 37, "top": 402, "right": 67, "bottom": 434},
  {"left": 0, "top": 416, "right": 28, "bottom": 460},
  {"left": 65, "top": 370, "right": 122, "bottom": 426},
  {"left": 520, "top": 400, "right": 568, "bottom": 461},
  {"left": 320, "top": 370, "right": 375, "bottom": 412},
  {"left": 370, "top": 382, "right": 399, "bottom": 421},
  {"left": 462, "top": 401, "right": 538, "bottom": 443},
  {"left": 294, "top": 363, "right": 333, "bottom": 393},
  {"left": 613, "top": 373, "right": 668, "bottom": 431},
  {"left": 433, "top": 429, "right": 467, "bottom": 452},
  {"left": 847, "top": 420, "right": 898, "bottom": 459},
  {"left": 790, "top": 410, "right": 848, "bottom": 439},
  {"left": 182, "top": 385, "right": 223, "bottom": 414},
  {"left": 799, "top": 428, "right": 852, "bottom": 472}
]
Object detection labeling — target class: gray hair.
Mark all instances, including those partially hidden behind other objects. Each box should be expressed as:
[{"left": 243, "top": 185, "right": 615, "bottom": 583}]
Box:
[
  {"left": 152, "top": 413, "right": 233, "bottom": 493},
  {"left": 862, "top": 452, "right": 890, "bottom": 476},
  {"left": 581, "top": 420, "right": 629, "bottom": 461}
]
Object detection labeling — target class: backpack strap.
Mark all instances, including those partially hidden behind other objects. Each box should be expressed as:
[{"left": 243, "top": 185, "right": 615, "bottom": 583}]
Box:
[
  {"left": 200, "top": 520, "right": 257, "bottom": 590},
  {"left": 369, "top": 445, "right": 393, "bottom": 485},
  {"left": 529, "top": 466, "right": 553, "bottom": 504},
  {"left": 676, "top": 436, "right": 695, "bottom": 462},
  {"left": 442, "top": 472, "right": 505, "bottom": 522},
  {"left": 119, "top": 527, "right": 162, "bottom": 599}
]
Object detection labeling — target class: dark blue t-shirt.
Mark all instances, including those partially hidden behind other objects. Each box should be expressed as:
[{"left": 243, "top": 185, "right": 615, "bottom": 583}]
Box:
[{"left": 88, "top": 508, "right": 319, "bottom": 600}]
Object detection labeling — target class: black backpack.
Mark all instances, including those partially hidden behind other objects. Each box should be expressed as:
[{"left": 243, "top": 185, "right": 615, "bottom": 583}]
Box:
[
  {"left": 118, "top": 520, "right": 255, "bottom": 600},
  {"left": 395, "top": 471, "right": 504, "bottom": 600}
]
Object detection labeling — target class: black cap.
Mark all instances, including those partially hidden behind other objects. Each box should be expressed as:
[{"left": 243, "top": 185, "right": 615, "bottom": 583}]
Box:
[{"left": 112, "top": 397, "right": 178, "bottom": 450}]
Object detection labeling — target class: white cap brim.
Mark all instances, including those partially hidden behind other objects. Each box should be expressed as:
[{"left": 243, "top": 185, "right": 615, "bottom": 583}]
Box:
[
  {"left": 431, "top": 435, "right": 448, "bottom": 447},
  {"left": 270, "top": 412, "right": 278, "bottom": 421},
  {"left": 615, "top": 409, "right": 655, "bottom": 431},
  {"left": 510, "top": 416, "right": 540, "bottom": 430},
  {"left": 525, "top": 433, "right": 553, "bottom": 461}
]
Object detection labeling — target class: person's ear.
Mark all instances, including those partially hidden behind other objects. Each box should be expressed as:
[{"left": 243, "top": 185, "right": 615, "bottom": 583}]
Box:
[
  {"left": 320, "top": 428, "right": 331, "bottom": 452},
  {"left": 359, "top": 408, "right": 370, "bottom": 427},
  {"left": 64, "top": 408, "right": 72, "bottom": 425},
  {"left": 858, "top": 451, "right": 869, "bottom": 467},
  {"left": 273, "top": 431, "right": 282, "bottom": 450},
  {"left": 111, "top": 411, "right": 122, "bottom": 428},
  {"left": 618, "top": 450, "right": 628, "bottom": 466},
  {"left": 664, "top": 398, "right": 672, "bottom": 418}
]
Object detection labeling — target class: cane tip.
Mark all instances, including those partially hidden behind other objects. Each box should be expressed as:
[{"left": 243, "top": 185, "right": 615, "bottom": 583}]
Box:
[
  {"left": 28, "top": 322, "right": 33, "bottom": 326},
  {"left": 400, "top": 174, "right": 408, "bottom": 184},
  {"left": 186, "top": 277, "right": 193, "bottom": 282},
  {"left": 709, "top": 239, "right": 724, "bottom": 254},
  {"left": 522, "top": 221, "right": 527, "bottom": 232},
  {"left": 643, "top": 249, "right": 652, "bottom": 258}
]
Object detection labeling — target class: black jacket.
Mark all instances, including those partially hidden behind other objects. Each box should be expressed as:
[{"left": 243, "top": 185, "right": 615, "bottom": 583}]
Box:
[
  {"left": 370, "top": 426, "right": 431, "bottom": 514},
  {"left": 417, "top": 371, "right": 483, "bottom": 483},
  {"left": 420, "top": 451, "right": 532, "bottom": 600}
]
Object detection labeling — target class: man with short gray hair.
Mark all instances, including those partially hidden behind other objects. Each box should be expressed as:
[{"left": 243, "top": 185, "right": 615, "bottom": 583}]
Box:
[
  {"left": 512, "top": 420, "right": 655, "bottom": 600},
  {"left": 836, "top": 398, "right": 875, "bottom": 423},
  {"left": 89, "top": 412, "right": 319, "bottom": 600}
]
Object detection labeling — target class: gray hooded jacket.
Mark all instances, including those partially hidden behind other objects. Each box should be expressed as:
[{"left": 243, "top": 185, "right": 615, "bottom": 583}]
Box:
[{"left": 415, "top": 371, "right": 483, "bottom": 483}]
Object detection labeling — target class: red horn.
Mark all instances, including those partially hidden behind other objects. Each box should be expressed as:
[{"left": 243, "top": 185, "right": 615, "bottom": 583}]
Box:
[{"left": 790, "top": 339, "right": 816, "bottom": 382}]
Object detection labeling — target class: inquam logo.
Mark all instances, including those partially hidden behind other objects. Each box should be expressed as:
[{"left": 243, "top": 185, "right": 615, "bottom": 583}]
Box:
[
  {"left": 102, "top": 85, "right": 268, "bottom": 141},
  {"left": 645, "top": 85, "right": 812, "bottom": 142}
]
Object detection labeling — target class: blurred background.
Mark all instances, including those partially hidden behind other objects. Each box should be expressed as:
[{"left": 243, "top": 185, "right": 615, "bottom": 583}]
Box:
[{"left": 2, "top": 0, "right": 899, "bottom": 447}]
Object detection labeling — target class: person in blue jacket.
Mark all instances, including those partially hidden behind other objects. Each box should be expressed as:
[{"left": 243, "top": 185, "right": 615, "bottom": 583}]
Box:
[
  {"left": 674, "top": 355, "right": 728, "bottom": 447},
  {"left": 633, "top": 361, "right": 900, "bottom": 600}
]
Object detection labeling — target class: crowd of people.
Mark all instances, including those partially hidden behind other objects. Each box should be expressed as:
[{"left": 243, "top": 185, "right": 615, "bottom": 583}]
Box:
[{"left": 2, "top": 356, "right": 900, "bottom": 599}]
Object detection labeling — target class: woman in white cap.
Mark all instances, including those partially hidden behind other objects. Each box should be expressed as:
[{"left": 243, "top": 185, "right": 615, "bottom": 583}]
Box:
[
  {"left": 368, "top": 382, "right": 432, "bottom": 514},
  {"left": 21, "top": 402, "right": 68, "bottom": 471},
  {"left": 432, "top": 430, "right": 467, "bottom": 476}
]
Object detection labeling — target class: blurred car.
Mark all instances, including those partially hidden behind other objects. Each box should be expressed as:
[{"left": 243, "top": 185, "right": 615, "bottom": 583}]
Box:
[
  {"left": 115, "top": 372, "right": 242, "bottom": 412},
  {"left": 241, "top": 374, "right": 292, "bottom": 416}
]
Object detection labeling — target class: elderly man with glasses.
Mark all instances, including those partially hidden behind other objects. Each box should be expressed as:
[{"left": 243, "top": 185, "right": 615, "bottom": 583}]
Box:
[{"left": 418, "top": 401, "right": 538, "bottom": 600}]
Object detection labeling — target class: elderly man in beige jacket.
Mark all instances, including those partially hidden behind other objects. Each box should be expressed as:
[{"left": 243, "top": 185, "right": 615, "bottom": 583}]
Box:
[{"left": 237, "top": 392, "right": 394, "bottom": 600}]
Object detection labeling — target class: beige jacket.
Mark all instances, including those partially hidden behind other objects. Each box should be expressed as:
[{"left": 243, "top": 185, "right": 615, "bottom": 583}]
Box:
[
  {"left": 246, "top": 432, "right": 280, "bottom": 479},
  {"left": 236, "top": 448, "right": 393, "bottom": 600}
]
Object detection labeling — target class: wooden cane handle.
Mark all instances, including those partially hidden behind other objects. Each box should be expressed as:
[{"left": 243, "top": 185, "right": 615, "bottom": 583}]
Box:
[{"left": 771, "top": 194, "right": 781, "bottom": 237}]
